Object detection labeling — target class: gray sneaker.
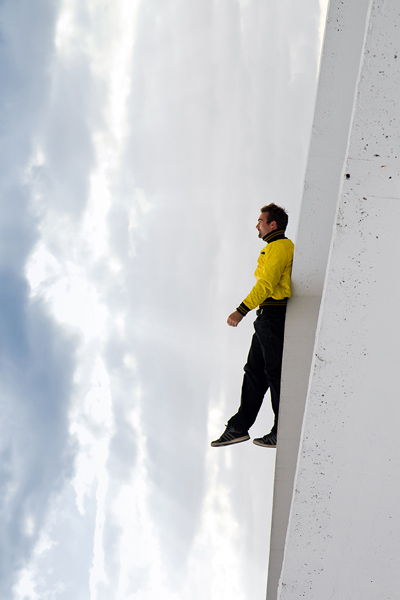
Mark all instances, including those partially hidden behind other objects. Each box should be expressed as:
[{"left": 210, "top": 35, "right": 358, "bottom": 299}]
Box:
[
  {"left": 211, "top": 425, "right": 250, "bottom": 447},
  {"left": 253, "top": 432, "right": 277, "bottom": 448}
]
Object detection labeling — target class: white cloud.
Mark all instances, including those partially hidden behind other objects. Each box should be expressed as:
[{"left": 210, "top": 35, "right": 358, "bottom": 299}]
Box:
[{"left": 2, "top": 0, "right": 325, "bottom": 597}]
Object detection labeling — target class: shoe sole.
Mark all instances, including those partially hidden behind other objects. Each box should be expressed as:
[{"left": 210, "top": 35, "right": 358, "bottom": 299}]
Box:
[
  {"left": 210, "top": 434, "right": 250, "bottom": 447},
  {"left": 253, "top": 439, "right": 276, "bottom": 448}
]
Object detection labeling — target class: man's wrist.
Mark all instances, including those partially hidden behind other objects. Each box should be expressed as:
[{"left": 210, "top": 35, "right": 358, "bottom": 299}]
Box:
[{"left": 236, "top": 303, "right": 250, "bottom": 316}]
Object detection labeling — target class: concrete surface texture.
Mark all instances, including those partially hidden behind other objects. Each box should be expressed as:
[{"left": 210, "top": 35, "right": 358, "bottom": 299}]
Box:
[{"left": 267, "top": 0, "right": 400, "bottom": 598}]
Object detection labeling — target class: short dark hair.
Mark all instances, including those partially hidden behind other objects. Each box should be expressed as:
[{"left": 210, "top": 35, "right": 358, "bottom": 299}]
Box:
[{"left": 261, "top": 203, "right": 288, "bottom": 231}]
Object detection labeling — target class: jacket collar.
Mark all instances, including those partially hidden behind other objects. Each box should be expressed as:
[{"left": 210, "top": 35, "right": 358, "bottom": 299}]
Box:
[{"left": 263, "top": 229, "right": 286, "bottom": 243}]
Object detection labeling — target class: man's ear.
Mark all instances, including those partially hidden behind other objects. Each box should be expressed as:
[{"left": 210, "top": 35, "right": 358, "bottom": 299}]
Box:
[{"left": 270, "top": 220, "right": 278, "bottom": 231}]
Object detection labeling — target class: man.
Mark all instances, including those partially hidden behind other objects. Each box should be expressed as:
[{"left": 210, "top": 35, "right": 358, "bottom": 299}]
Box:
[{"left": 211, "top": 203, "right": 294, "bottom": 448}]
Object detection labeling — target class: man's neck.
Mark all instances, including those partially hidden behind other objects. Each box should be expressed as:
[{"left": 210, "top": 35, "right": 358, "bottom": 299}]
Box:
[{"left": 263, "top": 229, "right": 286, "bottom": 243}]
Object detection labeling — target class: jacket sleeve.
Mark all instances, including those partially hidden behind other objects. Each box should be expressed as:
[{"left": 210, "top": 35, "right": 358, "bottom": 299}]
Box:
[{"left": 237, "top": 243, "right": 289, "bottom": 315}]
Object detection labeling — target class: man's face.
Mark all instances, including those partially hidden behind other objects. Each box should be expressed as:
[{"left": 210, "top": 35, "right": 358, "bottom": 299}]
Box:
[{"left": 256, "top": 212, "right": 277, "bottom": 238}]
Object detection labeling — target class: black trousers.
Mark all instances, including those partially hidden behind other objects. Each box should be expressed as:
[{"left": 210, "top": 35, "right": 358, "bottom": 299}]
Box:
[{"left": 228, "top": 306, "right": 286, "bottom": 434}]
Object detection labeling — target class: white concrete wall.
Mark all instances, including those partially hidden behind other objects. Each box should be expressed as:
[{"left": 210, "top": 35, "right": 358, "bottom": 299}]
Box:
[
  {"left": 266, "top": 0, "right": 372, "bottom": 597},
  {"left": 270, "top": 0, "right": 400, "bottom": 598}
]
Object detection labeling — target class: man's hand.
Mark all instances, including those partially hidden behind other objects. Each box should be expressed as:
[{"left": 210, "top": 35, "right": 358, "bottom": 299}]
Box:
[{"left": 227, "top": 310, "right": 243, "bottom": 327}]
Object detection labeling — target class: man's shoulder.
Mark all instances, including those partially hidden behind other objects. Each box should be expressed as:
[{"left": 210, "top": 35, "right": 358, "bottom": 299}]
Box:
[
  {"left": 266, "top": 237, "right": 294, "bottom": 251},
  {"left": 283, "top": 237, "right": 294, "bottom": 249}
]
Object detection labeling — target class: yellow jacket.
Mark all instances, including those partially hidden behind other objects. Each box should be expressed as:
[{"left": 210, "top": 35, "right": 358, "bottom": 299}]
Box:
[{"left": 237, "top": 230, "right": 294, "bottom": 316}]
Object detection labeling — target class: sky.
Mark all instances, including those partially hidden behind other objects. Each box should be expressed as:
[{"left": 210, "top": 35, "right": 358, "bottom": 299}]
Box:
[{"left": 0, "top": 1, "right": 328, "bottom": 598}]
